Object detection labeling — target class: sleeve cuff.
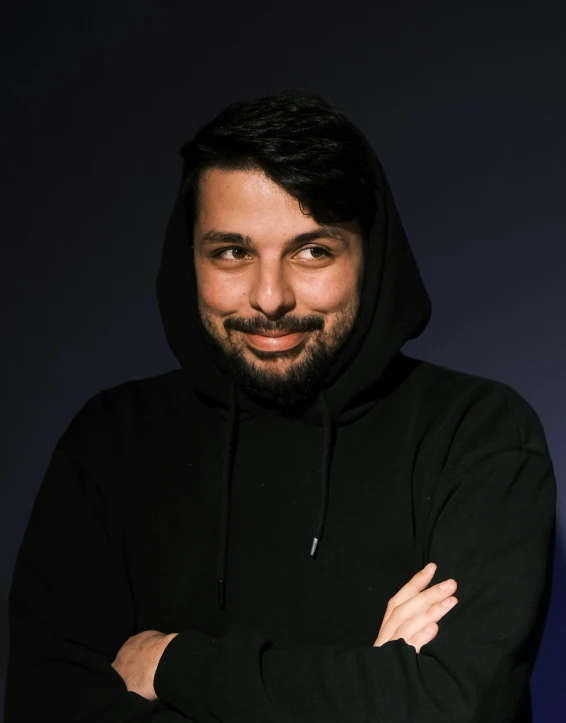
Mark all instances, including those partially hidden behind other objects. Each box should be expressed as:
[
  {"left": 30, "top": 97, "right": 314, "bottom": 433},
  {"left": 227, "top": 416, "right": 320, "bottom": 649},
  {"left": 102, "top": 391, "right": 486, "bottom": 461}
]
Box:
[{"left": 153, "top": 629, "right": 221, "bottom": 716}]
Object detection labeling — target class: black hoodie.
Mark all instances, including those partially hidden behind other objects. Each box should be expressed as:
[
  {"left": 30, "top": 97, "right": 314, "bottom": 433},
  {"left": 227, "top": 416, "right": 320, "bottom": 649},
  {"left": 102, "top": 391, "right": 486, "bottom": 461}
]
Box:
[{"left": 5, "top": 141, "right": 557, "bottom": 723}]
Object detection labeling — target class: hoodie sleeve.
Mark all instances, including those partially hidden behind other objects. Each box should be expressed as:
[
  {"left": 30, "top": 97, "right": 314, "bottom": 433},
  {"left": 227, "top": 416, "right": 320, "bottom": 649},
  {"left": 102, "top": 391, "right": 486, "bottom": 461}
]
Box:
[
  {"left": 4, "top": 443, "right": 212, "bottom": 723},
  {"left": 153, "top": 387, "right": 557, "bottom": 723}
]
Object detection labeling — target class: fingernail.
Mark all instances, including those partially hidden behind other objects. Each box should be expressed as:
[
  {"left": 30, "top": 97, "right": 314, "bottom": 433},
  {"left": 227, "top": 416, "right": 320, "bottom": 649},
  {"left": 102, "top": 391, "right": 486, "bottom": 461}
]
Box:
[
  {"left": 423, "top": 563, "right": 435, "bottom": 573},
  {"left": 442, "top": 597, "right": 457, "bottom": 608},
  {"left": 439, "top": 580, "right": 454, "bottom": 590}
]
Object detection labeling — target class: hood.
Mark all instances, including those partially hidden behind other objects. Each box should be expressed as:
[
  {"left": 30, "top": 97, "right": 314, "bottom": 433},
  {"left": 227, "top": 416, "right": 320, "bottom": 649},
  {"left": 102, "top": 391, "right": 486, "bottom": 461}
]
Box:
[
  {"left": 156, "top": 137, "right": 432, "bottom": 609},
  {"left": 156, "top": 141, "right": 431, "bottom": 426}
]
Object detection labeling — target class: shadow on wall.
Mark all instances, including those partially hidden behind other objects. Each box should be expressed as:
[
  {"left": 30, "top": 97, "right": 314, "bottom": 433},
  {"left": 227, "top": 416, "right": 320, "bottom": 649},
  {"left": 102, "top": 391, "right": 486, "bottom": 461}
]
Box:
[{"left": 0, "top": 535, "right": 564, "bottom": 719}]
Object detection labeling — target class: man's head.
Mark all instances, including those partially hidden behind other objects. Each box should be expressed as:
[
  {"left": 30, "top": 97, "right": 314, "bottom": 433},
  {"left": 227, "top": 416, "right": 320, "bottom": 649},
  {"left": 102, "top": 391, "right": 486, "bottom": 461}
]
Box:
[
  {"left": 180, "top": 89, "right": 378, "bottom": 408},
  {"left": 193, "top": 167, "right": 364, "bottom": 407}
]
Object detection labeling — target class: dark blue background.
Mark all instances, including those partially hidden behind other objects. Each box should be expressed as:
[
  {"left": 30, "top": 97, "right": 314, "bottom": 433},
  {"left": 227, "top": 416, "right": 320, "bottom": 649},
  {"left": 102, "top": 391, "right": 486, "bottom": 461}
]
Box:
[{"left": 2, "top": 1, "right": 565, "bottom": 719}]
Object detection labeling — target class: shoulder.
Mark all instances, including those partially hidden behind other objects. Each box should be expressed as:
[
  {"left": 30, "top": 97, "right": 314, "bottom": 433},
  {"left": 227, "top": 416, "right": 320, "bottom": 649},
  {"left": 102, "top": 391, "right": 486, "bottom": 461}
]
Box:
[
  {"left": 55, "top": 368, "right": 196, "bottom": 457},
  {"left": 406, "top": 356, "right": 551, "bottom": 460},
  {"left": 407, "top": 361, "right": 556, "bottom": 532}
]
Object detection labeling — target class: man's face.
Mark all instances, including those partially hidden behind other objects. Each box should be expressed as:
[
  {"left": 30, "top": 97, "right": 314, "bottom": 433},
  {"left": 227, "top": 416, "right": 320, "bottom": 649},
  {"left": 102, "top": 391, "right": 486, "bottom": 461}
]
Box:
[{"left": 193, "top": 167, "right": 365, "bottom": 407}]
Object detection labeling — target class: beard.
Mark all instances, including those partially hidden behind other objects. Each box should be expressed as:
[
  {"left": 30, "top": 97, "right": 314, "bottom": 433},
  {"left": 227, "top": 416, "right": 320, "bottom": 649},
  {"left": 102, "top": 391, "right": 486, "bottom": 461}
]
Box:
[{"left": 198, "top": 298, "right": 360, "bottom": 410}]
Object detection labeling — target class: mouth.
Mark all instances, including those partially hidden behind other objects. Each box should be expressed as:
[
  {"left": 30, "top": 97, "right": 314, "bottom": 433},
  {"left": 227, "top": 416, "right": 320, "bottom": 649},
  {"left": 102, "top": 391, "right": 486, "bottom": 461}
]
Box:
[{"left": 242, "top": 330, "right": 306, "bottom": 352}]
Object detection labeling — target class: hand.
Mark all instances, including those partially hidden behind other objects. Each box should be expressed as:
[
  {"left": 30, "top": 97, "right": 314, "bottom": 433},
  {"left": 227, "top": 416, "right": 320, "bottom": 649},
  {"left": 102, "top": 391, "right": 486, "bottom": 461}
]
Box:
[
  {"left": 111, "top": 629, "right": 178, "bottom": 701},
  {"left": 374, "top": 563, "right": 458, "bottom": 654}
]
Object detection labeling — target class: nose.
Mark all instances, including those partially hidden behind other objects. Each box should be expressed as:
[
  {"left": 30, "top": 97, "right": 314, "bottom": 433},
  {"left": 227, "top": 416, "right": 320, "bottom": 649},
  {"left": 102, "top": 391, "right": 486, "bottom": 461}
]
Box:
[{"left": 247, "top": 258, "right": 296, "bottom": 319}]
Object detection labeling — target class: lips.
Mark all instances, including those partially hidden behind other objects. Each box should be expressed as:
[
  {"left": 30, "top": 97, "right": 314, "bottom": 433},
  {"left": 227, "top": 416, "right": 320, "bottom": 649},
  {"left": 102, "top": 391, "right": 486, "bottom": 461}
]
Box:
[{"left": 243, "top": 331, "right": 306, "bottom": 352}]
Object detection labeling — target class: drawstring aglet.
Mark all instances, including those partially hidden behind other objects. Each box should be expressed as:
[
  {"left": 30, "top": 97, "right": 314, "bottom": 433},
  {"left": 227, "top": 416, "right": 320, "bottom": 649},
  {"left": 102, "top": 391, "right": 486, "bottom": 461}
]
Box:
[{"left": 311, "top": 537, "right": 319, "bottom": 556}]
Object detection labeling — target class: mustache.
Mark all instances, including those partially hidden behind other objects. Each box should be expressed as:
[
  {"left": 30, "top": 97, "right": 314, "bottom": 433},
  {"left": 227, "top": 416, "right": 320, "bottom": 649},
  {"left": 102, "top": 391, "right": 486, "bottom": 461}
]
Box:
[{"left": 224, "top": 314, "right": 324, "bottom": 335}]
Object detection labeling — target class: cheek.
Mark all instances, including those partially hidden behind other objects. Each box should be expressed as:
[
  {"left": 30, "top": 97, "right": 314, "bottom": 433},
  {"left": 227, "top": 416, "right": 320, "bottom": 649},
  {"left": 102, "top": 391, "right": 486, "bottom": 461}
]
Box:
[
  {"left": 297, "top": 268, "right": 359, "bottom": 311},
  {"left": 197, "top": 268, "right": 248, "bottom": 315}
]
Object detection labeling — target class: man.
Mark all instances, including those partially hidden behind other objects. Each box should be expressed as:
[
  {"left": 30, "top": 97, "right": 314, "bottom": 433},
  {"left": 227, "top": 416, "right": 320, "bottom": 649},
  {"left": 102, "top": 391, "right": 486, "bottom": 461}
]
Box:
[{"left": 5, "top": 89, "right": 556, "bottom": 722}]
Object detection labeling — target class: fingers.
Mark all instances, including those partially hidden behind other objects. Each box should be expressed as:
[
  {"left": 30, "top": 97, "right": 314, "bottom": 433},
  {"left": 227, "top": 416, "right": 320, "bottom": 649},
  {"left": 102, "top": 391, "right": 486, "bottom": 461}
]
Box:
[
  {"left": 392, "top": 595, "right": 458, "bottom": 645},
  {"left": 374, "top": 583, "right": 457, "bottom": 648},
  {"left": 406, "top": 622, "right": 438, "bottom": 654},
  {"left": 374, "top": 564, "right": 459, "bottom": 648},
  {"left": 382, "top": 577, "right": 458, "bottom": 639},
  {"left": 381, "top": 563, "right": 437, "bottom": 628}
]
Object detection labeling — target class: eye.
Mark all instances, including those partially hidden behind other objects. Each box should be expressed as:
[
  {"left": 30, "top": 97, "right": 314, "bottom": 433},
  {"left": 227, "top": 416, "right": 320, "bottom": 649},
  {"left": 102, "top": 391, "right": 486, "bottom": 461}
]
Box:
[
  {"left": 295, "top": 246, "right": 332, "bottom": 261},
  {"left": 214, "top": 247, "right": 250, "bottom": 261}
]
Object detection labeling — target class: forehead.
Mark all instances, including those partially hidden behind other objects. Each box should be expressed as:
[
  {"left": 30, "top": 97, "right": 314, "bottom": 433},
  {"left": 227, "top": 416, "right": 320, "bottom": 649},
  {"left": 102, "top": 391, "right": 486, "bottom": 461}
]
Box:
[
  {"left": 195, "top": 168, "right": 306, "bottom": 225},
  {"left": 194, "top": 167, "right": 362, "bottom": 242}
]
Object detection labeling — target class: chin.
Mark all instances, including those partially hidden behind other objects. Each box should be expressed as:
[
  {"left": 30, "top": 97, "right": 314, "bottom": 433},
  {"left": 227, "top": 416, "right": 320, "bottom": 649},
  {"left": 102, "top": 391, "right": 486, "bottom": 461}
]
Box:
[{"left": 246, "top": 348, "right": 307, "bottom": 366}]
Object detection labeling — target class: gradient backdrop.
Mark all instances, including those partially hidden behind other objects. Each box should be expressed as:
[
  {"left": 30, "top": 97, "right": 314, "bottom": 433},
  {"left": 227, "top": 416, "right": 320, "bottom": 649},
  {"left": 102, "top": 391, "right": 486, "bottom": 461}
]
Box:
[{"left": 2, "top": 1, "right": 565, "bottom": 719}]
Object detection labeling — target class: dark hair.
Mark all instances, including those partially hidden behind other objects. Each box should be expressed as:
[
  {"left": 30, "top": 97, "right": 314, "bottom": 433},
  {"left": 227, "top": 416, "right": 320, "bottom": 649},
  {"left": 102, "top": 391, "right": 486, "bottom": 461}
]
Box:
[{"left": 179, "top": 88, "right": 379, "bottom": 238}]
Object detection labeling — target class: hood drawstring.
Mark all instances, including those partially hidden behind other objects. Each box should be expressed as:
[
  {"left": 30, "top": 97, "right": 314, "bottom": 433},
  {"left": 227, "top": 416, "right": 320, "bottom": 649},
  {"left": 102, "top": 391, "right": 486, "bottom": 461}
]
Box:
[
  {"left": 311, "top": 390, "right": 334, "bottom": 557},
  {"left": 217, "top": 378, "right": 238, "bottom": 611},
  {"left": 216, "top": 384, "right": 335, "bottom": 610}
]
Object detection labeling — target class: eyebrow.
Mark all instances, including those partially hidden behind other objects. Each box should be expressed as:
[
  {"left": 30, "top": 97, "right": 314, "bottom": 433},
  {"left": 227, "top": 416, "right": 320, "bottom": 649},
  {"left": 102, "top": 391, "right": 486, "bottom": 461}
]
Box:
[{"left": 198, "top": 227, "right": 349, "bottom": 248}]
